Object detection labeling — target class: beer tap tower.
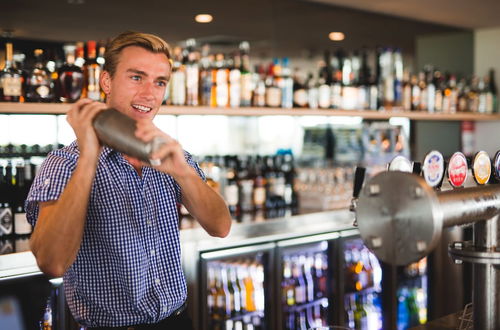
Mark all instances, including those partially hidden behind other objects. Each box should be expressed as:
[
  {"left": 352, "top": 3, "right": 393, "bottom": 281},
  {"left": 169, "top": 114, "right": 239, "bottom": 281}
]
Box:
[{"left": 353, "top": 152, "right": 500, "bottom": 329}]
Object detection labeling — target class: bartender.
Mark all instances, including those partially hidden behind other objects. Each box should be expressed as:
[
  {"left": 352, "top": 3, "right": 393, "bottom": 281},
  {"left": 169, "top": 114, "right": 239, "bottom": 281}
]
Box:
[{"left": 26, "top": 31, "right": 232, "bottom": 329}]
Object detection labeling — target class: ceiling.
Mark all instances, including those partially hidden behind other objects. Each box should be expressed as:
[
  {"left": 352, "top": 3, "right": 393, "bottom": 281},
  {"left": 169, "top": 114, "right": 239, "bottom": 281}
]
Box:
[
  {"left": 2, "top": 0, "right": 469, "bottom": 58},
  {"left": 307, "top": 0, "right": 500, "bottom": 29}
]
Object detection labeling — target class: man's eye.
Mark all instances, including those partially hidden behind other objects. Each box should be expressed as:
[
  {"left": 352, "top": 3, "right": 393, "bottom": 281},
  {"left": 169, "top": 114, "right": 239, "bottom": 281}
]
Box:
[
  {"left": 157, "top": 81, "right": 167, "bottom": 87},
  {"left": 131, "top": 75, "right": 141, "bottom": 81}
]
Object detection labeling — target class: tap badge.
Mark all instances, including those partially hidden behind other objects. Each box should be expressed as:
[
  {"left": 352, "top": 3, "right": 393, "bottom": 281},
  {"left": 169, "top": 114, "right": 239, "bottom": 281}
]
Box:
[
  {"left": 448, "top": 152, "right": 468, "bottom": 188},
  {"left": 472, "top": 151, "right": 491, "bottom": 185},
  {"left": 423, "top": 150, "right": 444, "bottom": 187},
  {"left": 494, "top": 151, "right": 500, "bottom": 181},
  {"left": 388, "top": 155, "right": 412, "bottom": 173}
]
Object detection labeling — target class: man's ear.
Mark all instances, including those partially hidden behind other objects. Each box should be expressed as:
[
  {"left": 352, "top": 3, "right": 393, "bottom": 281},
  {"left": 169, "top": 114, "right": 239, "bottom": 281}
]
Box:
[{"left": 100, "top": 71, "right": 111, "bottom": 95}]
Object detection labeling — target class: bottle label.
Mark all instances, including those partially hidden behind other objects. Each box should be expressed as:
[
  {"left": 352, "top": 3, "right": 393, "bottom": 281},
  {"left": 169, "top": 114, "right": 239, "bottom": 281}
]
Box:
[
  {"left": 0, "top": 207, "right": 13, "bottom": 236},
  {"left": 14, "top": 212, "right": 32, "bottom": 235},
  {"left": 240, "top": 74, "right": 253, "bottom": 104},
  {"left": 318, "top": 85, "right": 331, "bottom": 108},
  {"left": 253, "top": 187, "right": 266, "bottom": 206},
  {"left": 224, "top": 184, "right": 239, "bottom": 206},
  {"left": 36, "top": 85, "right": 50, "bottom": 98},
  {"left": 266, "top": 87, "right": 281, "bottom": 107},
  {"left": 293, "top": 89, "right": 308, "bottom": 107},
  {"left": 2, "top": 76, "right": 22, "bottom": 96}
]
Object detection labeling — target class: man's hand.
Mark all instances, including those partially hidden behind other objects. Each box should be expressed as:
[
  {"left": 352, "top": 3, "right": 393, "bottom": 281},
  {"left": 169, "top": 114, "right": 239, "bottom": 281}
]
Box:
[
  {"left": 66, "top": 99, "right": 107, "bottom": 159},
  {"left": 134, "top": 119, "right": 193, "bottom": 179}
]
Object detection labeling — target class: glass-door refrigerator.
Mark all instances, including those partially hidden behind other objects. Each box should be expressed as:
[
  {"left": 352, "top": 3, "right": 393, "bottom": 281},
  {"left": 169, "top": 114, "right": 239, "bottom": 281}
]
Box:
[
  {"left": 337, "top": 235, "right": 429, "bottom": 330},
  {"left": 199, "top": 243, "right": 275, "bottom": 330},
  {"left": 276, "top": 232, "right": 341, "bottom": 330}
]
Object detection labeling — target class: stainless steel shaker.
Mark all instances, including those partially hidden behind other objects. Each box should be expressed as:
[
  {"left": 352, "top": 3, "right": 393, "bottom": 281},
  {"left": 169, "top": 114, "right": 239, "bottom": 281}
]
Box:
[{"left": 93, "top": 108, "right": 165, "bottom": 165}]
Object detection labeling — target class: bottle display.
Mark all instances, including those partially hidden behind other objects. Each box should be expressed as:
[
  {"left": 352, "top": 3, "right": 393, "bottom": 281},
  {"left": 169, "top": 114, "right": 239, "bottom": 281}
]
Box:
[
  {"left": 281, "top": 248, "right": 329, "bottom": 330},
  {"left": 205, "top": 255, "right": 266, "bottom": 330},
  {"left": 25, "top": 49, "right": 54, "bottom": 102},
  {"left": 396, "top": 258, "right": 428, "bottom": 329},
  {"left": 343, "top": 238, "right": 383, "bottom": 330},
  {"left": 57, "top": 44, "right": 84, "bottom": 103},
  {"left": 1, "top": 39, "right": 497, "bottom": 115},
  {"left": 0, "top": 42, "right": 23, "bottom": 102}
]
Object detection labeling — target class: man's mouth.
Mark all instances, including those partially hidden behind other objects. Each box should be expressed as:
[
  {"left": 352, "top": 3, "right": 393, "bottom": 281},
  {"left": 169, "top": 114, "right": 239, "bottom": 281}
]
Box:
[{"left": 132, "top": 104, "right": 153, "bottom": 113}]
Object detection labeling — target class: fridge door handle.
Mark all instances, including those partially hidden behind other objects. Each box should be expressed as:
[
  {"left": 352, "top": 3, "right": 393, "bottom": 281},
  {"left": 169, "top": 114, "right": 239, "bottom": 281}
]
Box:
[
  {"left": 277, "top": 232, "right": 341, "bottom": 247},
  {"left": 200, "top": 242, "right": 276, "bottom": 260},
  {"left": 339, "top": 229, "right": 360, "bottom": 237}
]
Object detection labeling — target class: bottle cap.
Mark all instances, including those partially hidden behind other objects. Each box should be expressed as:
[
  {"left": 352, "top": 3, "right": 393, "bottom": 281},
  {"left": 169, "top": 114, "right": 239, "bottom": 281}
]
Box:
[
  {"left": 448, "top": 152, "right": 468, "bottom": 188},
  {"left": 422, "top": 150, "right": 444, "bottom": 188},
  {"left": 472, "top": 151, "right": 491, "bottom": 185},
  {"left": 388, "top": 155, "right": 412, "bottom": 173}
]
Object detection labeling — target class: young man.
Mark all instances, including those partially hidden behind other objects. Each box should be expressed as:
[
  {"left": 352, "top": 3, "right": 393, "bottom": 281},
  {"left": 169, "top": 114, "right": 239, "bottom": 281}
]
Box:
[{"left": 26, "top": 31, "right": 232, "bottom": 329}]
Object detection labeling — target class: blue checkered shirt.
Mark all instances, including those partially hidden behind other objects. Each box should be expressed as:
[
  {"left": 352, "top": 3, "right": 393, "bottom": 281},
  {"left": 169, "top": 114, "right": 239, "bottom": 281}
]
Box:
[{"left": 26, "top": 141, "right": 205, "bottom": 327}]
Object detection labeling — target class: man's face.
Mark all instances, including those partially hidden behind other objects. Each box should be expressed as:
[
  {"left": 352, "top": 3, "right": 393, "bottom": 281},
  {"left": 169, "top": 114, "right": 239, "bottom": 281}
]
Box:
[{"left": 102, "top": 46, "right": 170, "bottom": 121}]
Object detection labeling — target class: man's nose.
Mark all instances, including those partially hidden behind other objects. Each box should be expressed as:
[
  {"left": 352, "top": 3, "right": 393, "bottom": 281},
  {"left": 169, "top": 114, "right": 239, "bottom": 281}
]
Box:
[{"left": 138, "top": 82, "right": 155, "bottom": 100}]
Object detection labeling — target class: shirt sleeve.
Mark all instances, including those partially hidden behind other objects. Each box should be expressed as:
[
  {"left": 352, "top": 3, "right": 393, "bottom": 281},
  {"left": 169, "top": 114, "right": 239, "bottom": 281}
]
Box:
[
  {"left": 174, "top": 151, "right": 206, "bottom": 203},
  {"left": 25, "top": 151, "right": 78, "bottom": 226}
]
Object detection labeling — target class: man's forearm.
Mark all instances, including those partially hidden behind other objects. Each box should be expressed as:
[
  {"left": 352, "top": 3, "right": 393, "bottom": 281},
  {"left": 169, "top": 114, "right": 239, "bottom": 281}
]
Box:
[
  {"left": 30, "top": 155, "right": 98, "bottom": 277},
  {"left": 177, "top": 169, "right": 231, "bottom": 238}
]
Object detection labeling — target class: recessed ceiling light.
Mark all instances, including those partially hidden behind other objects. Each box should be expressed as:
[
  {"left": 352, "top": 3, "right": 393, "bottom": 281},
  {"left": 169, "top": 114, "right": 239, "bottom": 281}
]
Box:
[
  {"left": 329, "top": 32, "right": 345, "bottom": 41},
  {"left": 195, "top": 14, "right": 213, "bottom": 23}
]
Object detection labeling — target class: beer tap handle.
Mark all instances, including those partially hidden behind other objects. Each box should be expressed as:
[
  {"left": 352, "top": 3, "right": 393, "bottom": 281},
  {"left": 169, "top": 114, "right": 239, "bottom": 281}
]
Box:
[{"left": 350, "top": 166, "right": 366, "bottom": 226}]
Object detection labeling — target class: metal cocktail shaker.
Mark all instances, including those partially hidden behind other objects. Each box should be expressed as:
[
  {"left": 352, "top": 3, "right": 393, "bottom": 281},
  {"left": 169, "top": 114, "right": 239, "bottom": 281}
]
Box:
[{"left": 93, "top": 108, "right": 165, "bottom": 165}]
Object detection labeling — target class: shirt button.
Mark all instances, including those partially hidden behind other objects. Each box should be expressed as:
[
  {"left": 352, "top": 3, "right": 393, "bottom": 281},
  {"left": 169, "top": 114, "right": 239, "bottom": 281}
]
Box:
[
  {"left": 155, "top": 278, "right": 160, "bottom": 285},
  {"left": 147, "top": 219, "right": 152, "bottom": 225},
  {"left": 163, "top": 306, "right": 168, "bottom": 313},
  {"left": 44, "top": 179, "right": 50, "bottom": 185},
  {"left": 151, "top": 249, "right": 155, "bottom": 256}
]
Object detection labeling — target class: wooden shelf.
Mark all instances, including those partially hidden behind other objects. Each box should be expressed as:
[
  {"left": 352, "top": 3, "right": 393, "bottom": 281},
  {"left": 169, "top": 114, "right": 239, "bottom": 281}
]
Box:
[{"left": 1, "top": 102, "right": 500, "bottom": 121}]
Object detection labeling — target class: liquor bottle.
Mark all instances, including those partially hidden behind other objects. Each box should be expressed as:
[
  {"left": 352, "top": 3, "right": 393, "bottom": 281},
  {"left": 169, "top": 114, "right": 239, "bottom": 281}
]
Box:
[
  {"left": 292, "top": 68, "right": 308, "bottom": 108},
  {"left": 238, "top": 156, "right": 254, "bottom": 213},
  {"left": 170, "top": 47, "right": 186, "bottom": 106},
  {"left": 199, "top": 45, "right": 213, "bottom": 106},
  {"left": 281, "top": 58, "right": 294, "bottom": 109},
  {"left": 215, "top": 54, "right": 229, "bottom": 107},
  {"left": 393, "top": 48, "right": 404, "bottom": 108},
  {"left": 185, "top": 39, "right": 199, "bottom": 106},
  {"left": 235, "top": 261, "right": 248, "bottom": 313},
  {"left": 291, "top": 256, "right": 306, "bottom": 305},
  {"left": 14, "top": 162, "right": 32, "bottom": 236},
  {"left": 252, "top": 65, "right": 266, "bottom": 107},
  {"left": 425, "top": 68, "right": 436, "bottom": 113},
  {"left": 229, "top": 53, "right": 242, "bottom": 108},
  {"left": 82, "top": 40, "right": 102, "bottom": 101},
  {"left": 478, "top": 78, "right": 487, "bottom": 113},
  {"left": 252, "top": 159, "right": 266, "bottom": 211},
  {"left": 224, "top": 156, "right": 240, "bottom": 216},
  {"left": 306, "top": 73, "right": 319, "bottom": 109},
  {"left": 0, "top": 165, "right": 14, "bottom": 238},
  {"left": 265, "top": 60, "right": 282, "bottom": 108},
  {"left": 74, "top": 42, "right": 85, "bottom": 68},
  {"left": 302, "top": 255, "right": 315, "bottom": 303},
  {"left": 239, "top": 41, "right": 253, "bottom": 107},
  {"left": 243, "top": 259, "right": 257, "bottom": 313},
  {"left": 317, "top": 60, "right": 331, "bottom": 109},
  {"left": 207, "top": 264, "right": 218, "bottom": 321},
  {"left": 484, "top": 73, "right": 495, "bottom": 114},
  {"left": 354, "top": 294, "right": 368, "bottom": 329},
  {"left": 25, "top": 49, "right": 54, "bottom": 102},
  {"left": 331, "top": 51, "right": 343, "bottom": 109},
  {"left": 410, "top": 74, "right": 420, "bottom": 111},
  {"left": 418, "top": 72, "right": 428, "bottom": 111},
  {"left": 488, "top": 68, "right": 498, "bottom": 113},
  {"left": 57, "top": 44, "right": 84, "bottom": 103},
  {"left": 0, "top": 42, "right": 23, "bottom": 102},
  {"left": 434, "top": 71, "right": 444, "bottom": 113},
  {"left": 401, "top": 70, "right": 412, "bottom": 111},
  {"left": 468, "top": 76, "right": 480, "bottom": 113},
  {"left": 228, "top": 264, "right": 242, "bottom": 316},
  {"left": 282, "top": 256, "right": 295, "bottom": 306}
]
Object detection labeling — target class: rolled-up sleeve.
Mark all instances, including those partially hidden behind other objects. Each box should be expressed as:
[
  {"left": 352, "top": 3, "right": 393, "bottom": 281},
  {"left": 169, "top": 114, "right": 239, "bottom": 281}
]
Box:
[{"left": 25, "top": 151, "right": 77, "bottom": 226}]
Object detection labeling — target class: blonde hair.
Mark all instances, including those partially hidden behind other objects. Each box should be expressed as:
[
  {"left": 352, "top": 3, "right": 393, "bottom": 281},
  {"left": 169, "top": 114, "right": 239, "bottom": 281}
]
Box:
[{"left": 104, "top": 31, "right": 172, "bottom": 77}]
